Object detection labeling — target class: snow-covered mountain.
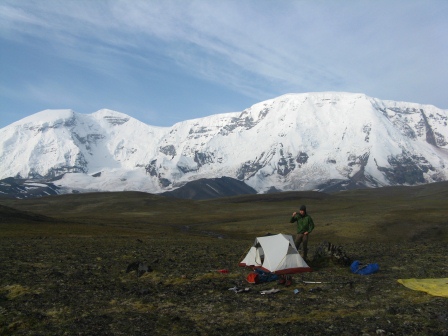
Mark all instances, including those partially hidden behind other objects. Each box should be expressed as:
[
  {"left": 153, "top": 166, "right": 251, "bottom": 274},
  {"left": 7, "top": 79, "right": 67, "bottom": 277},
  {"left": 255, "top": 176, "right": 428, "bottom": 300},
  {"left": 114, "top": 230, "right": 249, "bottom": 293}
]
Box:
[{"left": 1, "top": 92, "right": 447, "bottom": 196}]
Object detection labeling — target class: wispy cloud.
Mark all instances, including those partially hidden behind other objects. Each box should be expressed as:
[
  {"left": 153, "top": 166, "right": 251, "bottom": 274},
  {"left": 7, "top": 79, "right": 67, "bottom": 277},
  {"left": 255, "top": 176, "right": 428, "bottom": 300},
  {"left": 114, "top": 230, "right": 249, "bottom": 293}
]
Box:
[{"left": 1, "top": 0, "right": 447, "bottom": 117}]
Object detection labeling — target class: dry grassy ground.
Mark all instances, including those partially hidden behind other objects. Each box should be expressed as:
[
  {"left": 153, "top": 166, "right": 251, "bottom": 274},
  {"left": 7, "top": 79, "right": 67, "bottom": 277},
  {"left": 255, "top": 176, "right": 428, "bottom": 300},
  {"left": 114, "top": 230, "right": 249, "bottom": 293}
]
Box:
[{"left": 1, "top": 183, "right": 447, "bottom": 335}]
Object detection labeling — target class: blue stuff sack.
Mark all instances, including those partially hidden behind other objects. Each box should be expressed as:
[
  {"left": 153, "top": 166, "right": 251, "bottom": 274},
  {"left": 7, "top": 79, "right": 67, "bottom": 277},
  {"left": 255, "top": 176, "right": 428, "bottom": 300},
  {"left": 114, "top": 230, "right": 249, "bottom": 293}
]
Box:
[{"left": 350, "top": 260, "right": 379, "bottom": 275}]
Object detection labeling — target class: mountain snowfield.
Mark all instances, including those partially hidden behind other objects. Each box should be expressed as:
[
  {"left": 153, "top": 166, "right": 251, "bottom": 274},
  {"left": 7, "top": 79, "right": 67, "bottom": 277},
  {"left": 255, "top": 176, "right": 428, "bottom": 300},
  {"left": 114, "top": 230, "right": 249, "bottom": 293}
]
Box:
[{"left": 1, "top": 92, "right": 447, "bottom": 195}]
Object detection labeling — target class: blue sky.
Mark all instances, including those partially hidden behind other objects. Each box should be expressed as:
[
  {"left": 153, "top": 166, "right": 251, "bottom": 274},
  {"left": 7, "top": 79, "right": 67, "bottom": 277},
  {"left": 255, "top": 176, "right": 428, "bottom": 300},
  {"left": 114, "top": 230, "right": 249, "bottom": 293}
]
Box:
[{"left": 1, "top": 1, "right": 447, "bottom": 129}]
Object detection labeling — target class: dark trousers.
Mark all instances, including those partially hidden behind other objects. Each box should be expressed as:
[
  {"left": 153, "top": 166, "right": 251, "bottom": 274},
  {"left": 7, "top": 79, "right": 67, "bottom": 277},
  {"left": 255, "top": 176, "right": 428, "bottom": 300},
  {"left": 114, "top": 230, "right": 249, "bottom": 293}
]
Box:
[{"left": 295, "top": 233, "right": 309, "bottom": 254}]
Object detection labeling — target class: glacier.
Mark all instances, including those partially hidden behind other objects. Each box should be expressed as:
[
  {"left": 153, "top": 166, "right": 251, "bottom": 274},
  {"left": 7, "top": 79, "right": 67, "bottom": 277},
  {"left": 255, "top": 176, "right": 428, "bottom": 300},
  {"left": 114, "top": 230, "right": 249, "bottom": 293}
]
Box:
[{"left": 1, "top": 92, "right": 447, "bottom": 195}]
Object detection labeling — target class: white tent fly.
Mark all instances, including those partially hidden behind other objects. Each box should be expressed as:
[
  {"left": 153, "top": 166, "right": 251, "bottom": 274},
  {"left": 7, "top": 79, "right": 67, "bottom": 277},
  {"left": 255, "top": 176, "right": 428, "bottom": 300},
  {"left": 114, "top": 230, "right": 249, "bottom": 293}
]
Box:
[{"left": 239, "top": 233, "right": 311, "bottom": 274}]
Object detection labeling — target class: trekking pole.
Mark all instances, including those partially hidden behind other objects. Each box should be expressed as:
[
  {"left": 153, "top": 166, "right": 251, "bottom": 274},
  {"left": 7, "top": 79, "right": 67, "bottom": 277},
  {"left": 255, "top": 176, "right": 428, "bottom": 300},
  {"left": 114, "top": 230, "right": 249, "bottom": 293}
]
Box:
[{"left": 303, "top": 280, "right": 354, "bottom": 287}]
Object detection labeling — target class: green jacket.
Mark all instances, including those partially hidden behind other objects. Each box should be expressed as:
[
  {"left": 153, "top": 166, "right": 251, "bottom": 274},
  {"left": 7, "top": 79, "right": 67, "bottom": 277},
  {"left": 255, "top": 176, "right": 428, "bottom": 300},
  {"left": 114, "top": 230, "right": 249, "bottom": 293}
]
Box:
[{"left": 290, "top": 214, "right": 315, "bottom": 234}]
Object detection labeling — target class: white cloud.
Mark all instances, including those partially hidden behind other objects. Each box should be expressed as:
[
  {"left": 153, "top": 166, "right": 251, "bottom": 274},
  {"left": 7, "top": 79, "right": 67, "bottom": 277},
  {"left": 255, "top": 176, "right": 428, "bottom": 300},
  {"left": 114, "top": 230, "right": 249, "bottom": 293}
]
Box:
[{"left": 1, "top": 0, "right": 447, "bottom": 115}]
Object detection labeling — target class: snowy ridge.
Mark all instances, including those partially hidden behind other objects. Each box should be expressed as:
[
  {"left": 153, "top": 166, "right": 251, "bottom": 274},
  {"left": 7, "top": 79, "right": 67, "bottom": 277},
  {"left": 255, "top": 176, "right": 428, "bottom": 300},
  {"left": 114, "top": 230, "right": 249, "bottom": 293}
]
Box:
[{"left": 1, "top": 92, "right": 447, "bottom": 195}]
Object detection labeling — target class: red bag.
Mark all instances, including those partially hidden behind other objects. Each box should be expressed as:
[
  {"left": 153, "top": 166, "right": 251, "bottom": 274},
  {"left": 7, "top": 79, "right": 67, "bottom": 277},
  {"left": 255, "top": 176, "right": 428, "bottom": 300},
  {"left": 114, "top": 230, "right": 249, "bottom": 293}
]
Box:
[{"left": 246, "top": 272, "right": 259, "bottom": 284}]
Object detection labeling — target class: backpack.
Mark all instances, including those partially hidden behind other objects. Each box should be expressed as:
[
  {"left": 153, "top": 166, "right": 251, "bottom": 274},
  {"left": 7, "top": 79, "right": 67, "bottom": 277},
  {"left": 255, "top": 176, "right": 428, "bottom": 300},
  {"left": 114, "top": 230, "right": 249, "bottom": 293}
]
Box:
[
  {"left": 246, "top": 272, "right": 259, "bottom": 284},
  {"left": 255, "top": 269, "right": 279, "bottom": 283},
  {"left": 246, "top": 269, "right": 279, "bottom": 284}
]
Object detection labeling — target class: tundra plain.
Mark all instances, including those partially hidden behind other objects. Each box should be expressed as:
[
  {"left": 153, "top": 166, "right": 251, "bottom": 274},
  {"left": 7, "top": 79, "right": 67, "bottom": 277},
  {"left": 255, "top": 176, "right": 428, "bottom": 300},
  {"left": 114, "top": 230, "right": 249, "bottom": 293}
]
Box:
[{"left": 1, "top": 182, "right": 447, "bottom": 335}]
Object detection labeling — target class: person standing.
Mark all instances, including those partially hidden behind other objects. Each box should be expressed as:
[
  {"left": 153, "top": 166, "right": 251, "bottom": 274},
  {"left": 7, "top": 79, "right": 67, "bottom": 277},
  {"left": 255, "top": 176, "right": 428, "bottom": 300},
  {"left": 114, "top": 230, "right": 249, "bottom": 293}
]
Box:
[{"left": 290, "top": 205, "right": 314, "bottom": 259}]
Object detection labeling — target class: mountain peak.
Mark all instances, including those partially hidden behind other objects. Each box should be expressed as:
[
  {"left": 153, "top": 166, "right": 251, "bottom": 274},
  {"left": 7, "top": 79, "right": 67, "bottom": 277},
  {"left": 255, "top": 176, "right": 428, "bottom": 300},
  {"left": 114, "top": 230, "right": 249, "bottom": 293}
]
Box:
[
  {"left": 11, "top": 109, "right": 76, "bottom": 127},
  {"left": 1, "top": 92, "right": 447, "bottom": 197}
]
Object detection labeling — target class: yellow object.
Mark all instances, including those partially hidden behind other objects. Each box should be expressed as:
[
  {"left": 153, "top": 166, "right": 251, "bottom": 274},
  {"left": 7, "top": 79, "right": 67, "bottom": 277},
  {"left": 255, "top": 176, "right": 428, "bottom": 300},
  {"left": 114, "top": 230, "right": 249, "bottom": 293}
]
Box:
[{"left": 397, "top": 278, "right": 448, "bottom": 298}]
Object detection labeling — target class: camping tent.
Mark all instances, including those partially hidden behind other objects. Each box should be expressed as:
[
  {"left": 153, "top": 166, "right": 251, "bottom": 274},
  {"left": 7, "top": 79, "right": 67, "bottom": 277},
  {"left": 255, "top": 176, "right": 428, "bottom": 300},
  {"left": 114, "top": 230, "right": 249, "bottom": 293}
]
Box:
[{"left": 239, "top": 233, "right": 312, "bottom": 274}]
